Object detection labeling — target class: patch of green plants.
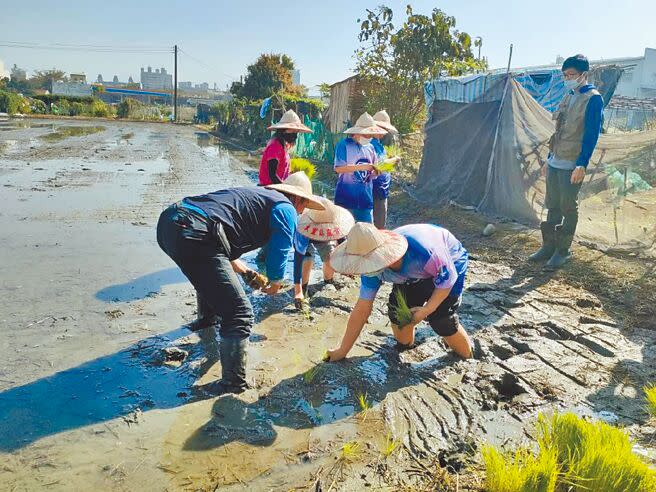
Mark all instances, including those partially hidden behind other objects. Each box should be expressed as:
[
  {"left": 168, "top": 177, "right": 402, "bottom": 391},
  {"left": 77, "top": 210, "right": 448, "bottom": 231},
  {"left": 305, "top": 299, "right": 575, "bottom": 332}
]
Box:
[
  {"left": 290, "top": 157, "right": 315, "bottom": 180},
  {"left": 392, "top": 289, "right": 413, "bottom": 327},
  {"left": 483, "top": 412, "right": 656, "bottom": 492},
  {"left": 644, "top": 384, "right": 656, "bottom": 418},
  {"left": 339, "top": 441, "right": 362, "bottom": 463},
  {"left": 302, "top": 364, "right": 322, "bottom": 384},
  {"left": 380, "top": 432, "right": 400, "bottom": 458}
]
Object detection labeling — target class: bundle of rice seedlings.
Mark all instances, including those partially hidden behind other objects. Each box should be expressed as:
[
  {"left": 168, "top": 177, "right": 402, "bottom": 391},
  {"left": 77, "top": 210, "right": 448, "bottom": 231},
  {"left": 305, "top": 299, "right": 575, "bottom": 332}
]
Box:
[
  {"left": 302, "top": 364, "right": 322, "bottom": 384},
  {"left": 339, "top": 441, "right": 362, "bottom": 463},
  {"left": 290, "top": 157, "right": 315, "bottom": 180},
  {"left": 483, "top": 412, "right": 656, "bottom": 492},
  {"left": 644, "top": 384, "right": 656, "bottom": 418},
  {"left": 384, "top": 144, "right": 403, "bottom": 158},
  {"left": 393, "top": 289, "right": 413, "bottom": 327},
  {"left": 537, "top": 412, "right": 656, "bottom": 491},
  {"left": 482, "top": 445, "right": 558, "bottom": 492},
  {"left": 374, "top": 160, "right": 397, "bottom": 174},
  {"left": 321, "top": 350, "right": 330, "bottom": 362}
]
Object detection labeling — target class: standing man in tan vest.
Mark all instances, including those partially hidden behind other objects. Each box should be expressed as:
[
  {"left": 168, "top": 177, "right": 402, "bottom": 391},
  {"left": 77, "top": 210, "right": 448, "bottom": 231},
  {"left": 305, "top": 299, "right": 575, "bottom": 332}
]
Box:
[{"left": 529, "top": 54, "right": 604, "bottom": 269}]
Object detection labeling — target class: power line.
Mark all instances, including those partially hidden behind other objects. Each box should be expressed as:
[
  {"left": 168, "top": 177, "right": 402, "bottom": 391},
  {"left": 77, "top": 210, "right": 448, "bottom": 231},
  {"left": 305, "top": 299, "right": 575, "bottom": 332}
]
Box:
[
  {"left": 0, "top": 41, "right": 173, "bottom": 53},
  {"left": 178, "top": 48, "right": 239, "bottom": 82}
]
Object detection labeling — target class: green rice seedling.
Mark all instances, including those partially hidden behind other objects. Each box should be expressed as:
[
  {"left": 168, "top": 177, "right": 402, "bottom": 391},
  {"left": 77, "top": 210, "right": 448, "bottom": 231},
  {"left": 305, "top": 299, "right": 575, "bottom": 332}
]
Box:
[
  {"left": 483, "top": 412, "right": 656, "bottom": 492},
  {"left": 537, "top": 412, "right": 656, "bottom": 491},
  {"left": 392, "top": 289, "right": 413, "bottom": 327},
  {"left": 380, "top": 432, "right": 400, "bottom": 458},
  {"left": 644, "top": 384, "right": 656, "bottom": 418},
  {"left": 339, "top": 441, "right": 362, "bottom": 463},
  {"left": 290, "top": 157, "right": 316, "bottom": 180},
  {"left": 374, "top": 160, "right": 397, "bottom": 174},
  {"left": 321, "top": 350, "right": 330, "bottom": 362},
  {"left": 482, "top": 445, "right": 558, "bottom": 492},
  {"left": 357, "top": 392, "right": 371, "bottom": 412},
  {"left": 302, "top": 364, "right": 322, "bottom": 384},
  {"left": 384, "top": 144, "right": 403, "bottom": 159}
]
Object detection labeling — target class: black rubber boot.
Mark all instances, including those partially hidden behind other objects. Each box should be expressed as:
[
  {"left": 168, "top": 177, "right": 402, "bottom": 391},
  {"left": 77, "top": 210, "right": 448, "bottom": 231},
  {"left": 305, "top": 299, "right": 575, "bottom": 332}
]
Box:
[
  {"left": 187, "top": 292, "right": 220, "bottom": 331},
  {"left": 545, "top": 225, "right": 575, "bottom": 270},
  {"left": 528, "top": 222, "right": 557, "bottom": 262},
  {"left": 203, "top": 337, "right": 249, "bottom": 396}
]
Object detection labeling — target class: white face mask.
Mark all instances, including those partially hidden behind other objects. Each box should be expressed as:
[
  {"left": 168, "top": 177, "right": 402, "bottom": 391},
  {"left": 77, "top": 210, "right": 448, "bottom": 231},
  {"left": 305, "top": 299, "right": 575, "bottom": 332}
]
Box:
[
  {"left": 357, "top": 137, "right": 372, "bottom": 146},
  {"left": 563, "top": 72, "right": 586, "bottom": 91}
]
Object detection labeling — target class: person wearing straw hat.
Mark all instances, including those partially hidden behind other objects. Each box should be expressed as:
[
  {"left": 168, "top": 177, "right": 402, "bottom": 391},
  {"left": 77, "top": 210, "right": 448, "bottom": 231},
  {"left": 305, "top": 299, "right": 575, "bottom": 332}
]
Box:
[
  {"left": 156, "top": 172, "right": 324, "bottom": 395},
  {"left": 259, "top": 109, "right": 312, "bottom": 186},
  {"left": 371, "top": 110, "right": 401, "bottom": 229},
  {"left": 327, "top": 223, "right": 474, "bottom": 361},
  {"left": 292, "top": 197, "right": 355, "bottom": 310},
  {"left": 333, "top": 112, "right": 387, "bottom": 224}
]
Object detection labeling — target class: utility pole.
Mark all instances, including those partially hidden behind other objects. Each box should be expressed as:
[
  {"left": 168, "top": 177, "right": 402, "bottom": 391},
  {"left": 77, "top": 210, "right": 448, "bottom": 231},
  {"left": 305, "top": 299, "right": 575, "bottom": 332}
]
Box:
[{"left": 173, "top": 44, "right": 178, "bottom": 123}]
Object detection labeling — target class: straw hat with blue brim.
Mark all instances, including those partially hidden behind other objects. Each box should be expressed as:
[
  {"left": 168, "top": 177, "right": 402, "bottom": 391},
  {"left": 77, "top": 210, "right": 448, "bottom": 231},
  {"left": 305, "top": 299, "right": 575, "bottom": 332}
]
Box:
[
  {"left": 267, "top": 109, "right": 312, "bottom": 133},
  {"left": 297, "top": 197, "right": 355, "bottom": 241},
  {"left": 265, "top": 171, "right": 325, "bottom": 210},
  {"left": 330, "top": 222, "right": 408, "bottom": 275},
  {"left": 344, "top": 112, "right": 388, "bottom": 137}
]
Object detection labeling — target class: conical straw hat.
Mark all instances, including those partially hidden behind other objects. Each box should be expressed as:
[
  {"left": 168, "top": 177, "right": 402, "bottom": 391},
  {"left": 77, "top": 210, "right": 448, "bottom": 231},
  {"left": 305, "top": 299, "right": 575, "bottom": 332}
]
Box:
[
  {"left": 265, "top": 172, "right": 325, "bottom": 210},
  {"left": 344, "top": 112, "right": 388, "bottom": 136},
  {"left": 373, "top": 110, "right": 398, "bottom": 133},
  {"left": 330, "top": 223, "right": 408, "bottom": 274},
  {"left": 267, "top": 109, "right": 312, "bottom": 133},
  {"left": 297, "top": 197, "right": 355, "bottom": 241}
]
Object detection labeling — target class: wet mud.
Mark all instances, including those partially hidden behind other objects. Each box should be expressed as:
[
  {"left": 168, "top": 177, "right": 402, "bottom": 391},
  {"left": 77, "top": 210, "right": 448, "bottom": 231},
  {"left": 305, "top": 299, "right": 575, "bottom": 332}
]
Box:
[{"left": 1, "top": 118, "right": 654, "bottom": 491}]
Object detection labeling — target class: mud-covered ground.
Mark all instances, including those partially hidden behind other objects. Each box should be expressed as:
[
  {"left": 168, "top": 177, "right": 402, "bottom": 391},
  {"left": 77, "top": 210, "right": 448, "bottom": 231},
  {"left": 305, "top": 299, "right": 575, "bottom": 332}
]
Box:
[{"left": 0, "top": 118, "right": 655, "bottom": 491}]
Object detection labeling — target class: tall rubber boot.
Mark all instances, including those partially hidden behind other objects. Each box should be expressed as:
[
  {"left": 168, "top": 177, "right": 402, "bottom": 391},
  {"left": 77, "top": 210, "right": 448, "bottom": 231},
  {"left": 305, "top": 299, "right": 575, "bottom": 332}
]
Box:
[
  {"left": 545, "top": 225, "right": 575, "bottom": 270},
  {"left": 187, "top": 292, "right": 220, "bottom": 331},
  {"left": 203, "top": 337, "right": 249, "bottom": 396},
  {"left": 528, "top": 222, "right": 556, "bottom": 263}
]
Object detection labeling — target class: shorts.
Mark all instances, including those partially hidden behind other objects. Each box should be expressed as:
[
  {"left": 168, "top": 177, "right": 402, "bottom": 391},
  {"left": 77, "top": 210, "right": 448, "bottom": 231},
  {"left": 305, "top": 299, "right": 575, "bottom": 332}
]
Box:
[
  {"left": 387, "top": 278, "right": 461, "bottom": 337},
  {"left": 304, "top": 240, "right": 335, "bottom": 262}
]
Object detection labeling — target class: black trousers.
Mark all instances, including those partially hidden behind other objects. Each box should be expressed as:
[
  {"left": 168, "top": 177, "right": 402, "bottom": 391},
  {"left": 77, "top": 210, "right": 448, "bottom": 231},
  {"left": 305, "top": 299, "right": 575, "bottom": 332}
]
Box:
[
  {"left": 156, "top": 205, "right": 253, "bottom": 340},
  {"left": 545, "top": 167, "right": 582, "bottom": 234}
]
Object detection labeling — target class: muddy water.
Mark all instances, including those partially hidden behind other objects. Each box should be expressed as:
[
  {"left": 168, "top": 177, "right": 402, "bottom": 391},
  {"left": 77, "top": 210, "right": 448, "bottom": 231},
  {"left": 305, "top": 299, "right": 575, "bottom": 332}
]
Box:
[{"left": 1, "top": 118, "right": 655, "bottom": 491}]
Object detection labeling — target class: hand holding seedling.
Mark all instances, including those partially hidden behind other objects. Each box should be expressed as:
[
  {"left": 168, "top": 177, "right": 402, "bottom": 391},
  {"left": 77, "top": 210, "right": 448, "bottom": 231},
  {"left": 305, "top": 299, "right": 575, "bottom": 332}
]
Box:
[{"left": 400, "top": 306, "right": 426, "bottom": 331}]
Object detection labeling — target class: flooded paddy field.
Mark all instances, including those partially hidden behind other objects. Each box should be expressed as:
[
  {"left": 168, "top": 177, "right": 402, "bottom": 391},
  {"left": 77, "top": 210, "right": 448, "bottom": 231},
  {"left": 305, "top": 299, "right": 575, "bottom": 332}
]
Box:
[{"left": 1, "top": 118, "right": 655, "bottom": 491}]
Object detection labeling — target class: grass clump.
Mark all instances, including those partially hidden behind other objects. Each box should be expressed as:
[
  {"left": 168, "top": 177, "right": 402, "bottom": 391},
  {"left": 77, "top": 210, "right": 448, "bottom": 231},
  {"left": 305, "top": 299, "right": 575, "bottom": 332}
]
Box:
[
  {"left": 644, "top": 384, "right": 656, "bottom": 418},
  {"left": 302, "top": 364, "right": 322, "bottom": 384},
  {"left": 483, "top": 412, "right": 656, "bottom": 492},
  {"left": 380, "top": 432, "right": 400, "bottom": 458},
  {"left": 290, "top": 157, "right": 315, "bottom": 180},
  {"left": 392, "top": 289, "right": 413, "bottom": 327},
  {"left": 339, "top": 441, "right": 362, "bottom": 463}
]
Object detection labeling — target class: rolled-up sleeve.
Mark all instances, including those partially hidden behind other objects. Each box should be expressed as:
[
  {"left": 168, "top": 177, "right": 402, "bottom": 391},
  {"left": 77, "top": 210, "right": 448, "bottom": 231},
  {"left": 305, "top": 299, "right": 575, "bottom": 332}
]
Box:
[{"left": 266, "top": 203, "right": 297, "bottom": 282}]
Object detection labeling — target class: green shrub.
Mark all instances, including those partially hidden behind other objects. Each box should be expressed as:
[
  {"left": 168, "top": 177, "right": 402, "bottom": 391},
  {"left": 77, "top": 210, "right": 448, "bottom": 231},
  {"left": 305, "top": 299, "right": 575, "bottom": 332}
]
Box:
[
  {"left": 90, "top": 99, "right": 111, "bottom": 117},
  {"left": 290, "top": 157, "right": 315, "bottom": 180},
  {"left": 69, "top": 102, "right": 86, "bottom": 116},
  {"left": 0, "top": 90, "right": 31, "bottom": 115},
  {"left": 483, "top": 412, "right": 656, "bottom": 492},
  {"left": 117, "top": 98, "right": 143, "bottom": 118}
]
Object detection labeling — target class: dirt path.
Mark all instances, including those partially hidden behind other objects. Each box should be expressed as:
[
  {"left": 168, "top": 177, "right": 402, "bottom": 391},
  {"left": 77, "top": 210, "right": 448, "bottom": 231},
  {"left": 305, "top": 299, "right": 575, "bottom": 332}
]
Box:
[{"left": 0, "top": 119, "right": 654, "bottom": 491}]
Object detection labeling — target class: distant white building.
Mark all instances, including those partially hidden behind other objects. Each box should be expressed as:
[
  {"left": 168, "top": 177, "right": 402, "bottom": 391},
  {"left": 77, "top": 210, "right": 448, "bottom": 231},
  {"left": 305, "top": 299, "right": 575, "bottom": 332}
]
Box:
[
  {"left": 600, "top": 48, "right": 656, "bottom": 98},
  {"left": 292, "top": 69, "right": 301, "bottom": 86},
  {"left": 51, "top": 80, "right": 93, "bottom": 97},
  {"left": 140, "top": 66, "right": 173, "bottom": 91}
]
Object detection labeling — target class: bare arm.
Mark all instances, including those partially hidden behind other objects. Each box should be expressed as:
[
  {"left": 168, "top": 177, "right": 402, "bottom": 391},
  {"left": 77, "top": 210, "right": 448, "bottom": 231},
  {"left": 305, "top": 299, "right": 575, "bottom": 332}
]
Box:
[
  {"left": 403, "top": 287, "right": 450, "bottom": 329},
  {"left": 335, "top": 164, "right": 375, "bottom": 174},
  {"left": 327, "top": 298, "right": 373, "bottom": 361}
]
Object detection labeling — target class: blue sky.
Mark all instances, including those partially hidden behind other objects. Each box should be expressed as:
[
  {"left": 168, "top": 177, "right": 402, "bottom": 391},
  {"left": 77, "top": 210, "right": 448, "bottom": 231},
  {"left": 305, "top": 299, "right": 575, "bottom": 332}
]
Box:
[{"left": 1, "top": 0, "right": 654, "bottom": 90}]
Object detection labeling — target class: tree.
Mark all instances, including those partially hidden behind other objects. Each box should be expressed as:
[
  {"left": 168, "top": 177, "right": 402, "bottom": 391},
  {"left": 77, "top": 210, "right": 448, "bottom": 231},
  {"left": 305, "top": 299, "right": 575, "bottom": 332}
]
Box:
[
  {"left": 355, "top": 4, "right": 487, "bottom": 133},
  {"left": 29, "top": 69, "right": 67, "bottom": 90},
  {"left": 230, "top": 53, "right": 301, "bottom": 100},
  {"left": 319, "top": 82, "right": 332, "bottom": 99}
]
